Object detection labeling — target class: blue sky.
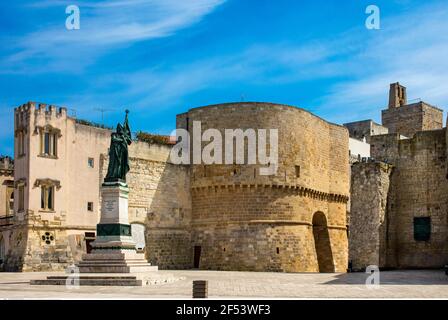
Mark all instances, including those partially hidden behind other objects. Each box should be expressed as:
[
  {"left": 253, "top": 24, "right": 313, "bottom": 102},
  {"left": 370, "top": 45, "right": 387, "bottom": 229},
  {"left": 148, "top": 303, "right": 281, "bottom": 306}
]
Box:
[{"left": 1, "top": 0, "right": 448, "bottom": 157}]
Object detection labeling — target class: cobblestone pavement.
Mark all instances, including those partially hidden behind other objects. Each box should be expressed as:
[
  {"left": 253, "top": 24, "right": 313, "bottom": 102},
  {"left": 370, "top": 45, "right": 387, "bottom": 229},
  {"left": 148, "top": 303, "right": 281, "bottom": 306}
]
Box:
[{"left": 0, "top": 270, "right": 447, "bottom": 299}]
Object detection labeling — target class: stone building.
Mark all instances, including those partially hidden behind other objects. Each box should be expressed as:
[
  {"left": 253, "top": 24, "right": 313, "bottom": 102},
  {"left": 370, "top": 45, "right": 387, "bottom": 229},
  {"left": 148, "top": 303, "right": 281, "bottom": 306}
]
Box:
[
  {"left": 382, "top": 83, "right": 443, "bottom": 138},
  {"left": 344, "top": 120, "right": 388, "bottom": 144},
  {"left": 0, "top": 156, "right": 14, "bottom": 265},
  {"left": 0, "top": 101, "right": 349, "bottom": 273},
  {"left": 348, "top": 83, "right": 448, "bottom": 270}
]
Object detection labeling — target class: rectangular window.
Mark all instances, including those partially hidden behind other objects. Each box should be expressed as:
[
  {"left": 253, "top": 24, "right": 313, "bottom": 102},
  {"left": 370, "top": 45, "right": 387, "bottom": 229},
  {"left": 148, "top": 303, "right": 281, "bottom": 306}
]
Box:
[
  {"left": 88, "top": 158, "right": 94, "bottom": 168},
  {"left": 9, "top": 194, "right": 14, "bottom": 212},
  {"left": 44, "top": 132, "right": 50, "bottom": 154},
  {"left": 87, "top": 202, "right": 93, "bottom": 212},
  {"left": 48, "top": 187, "right": 54, "bottom": 210},
  {"left": 40, "top": 187, "right": 45, "bottom": 209},
  {"left": 17, "top": 131, "right": 25, "bottom": 156},
  {"left": 414, "top": 217, "right": 431, "bottom": 241},
  {"left": 52, "top": 133, "right": 57, "bottom": 155},
  {"left": 295, "top": 165, "right": 301, "bottom": 178},
  {"left": 18, "top": 185, "right": 24, "bottom": 212},
  {"left": 41, "top": 131, "right": 57, "bottom": 157},
  {"left": 40, "top": 186, "right": 55, "bottom": 211}
]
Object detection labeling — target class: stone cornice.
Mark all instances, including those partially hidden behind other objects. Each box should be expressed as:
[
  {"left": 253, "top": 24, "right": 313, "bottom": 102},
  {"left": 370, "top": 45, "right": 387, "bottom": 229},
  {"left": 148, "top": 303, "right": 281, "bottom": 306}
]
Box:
[
  {"left": 191, "top": 219, "right": 347, "bottom": 230},
  {"left": 33, "top": 178, "right": 62, "bottom": 190},
  {"left": 34, "top": 124, "right": 62, "bottom": 137},
  {"left": 14, "top": 178, "right": 27, "bottom": 188},
  {"left": 191, "top": 183, "right": 349, "bottom": 203},
  {"left": 0, "top": 169, "right": 13, "bottom": 176}
]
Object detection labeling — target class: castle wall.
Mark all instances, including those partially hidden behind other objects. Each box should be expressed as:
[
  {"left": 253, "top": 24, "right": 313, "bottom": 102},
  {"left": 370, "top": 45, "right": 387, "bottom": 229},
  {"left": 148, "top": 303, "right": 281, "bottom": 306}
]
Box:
[
  {"left": 349, "top": 162, "right": 393, "bottom": 270},
  {"left": 100, "top": 141, "right": 192, "bottom": 269},
  {"left": 391, "top": 129, "right": 448, "bottom": 267},
  {"left": 181, "top": 102, "right": 349, "bottom": 272},
  {"left": 367, "top": 129, "right": 448, "bottom": 268}
]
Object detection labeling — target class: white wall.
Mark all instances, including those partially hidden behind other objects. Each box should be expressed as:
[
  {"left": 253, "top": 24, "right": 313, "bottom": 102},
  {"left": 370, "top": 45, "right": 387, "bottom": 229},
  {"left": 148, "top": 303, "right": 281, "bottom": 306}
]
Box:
[{"left": 349, "top": 137, "right": 370, "bottom": 160}]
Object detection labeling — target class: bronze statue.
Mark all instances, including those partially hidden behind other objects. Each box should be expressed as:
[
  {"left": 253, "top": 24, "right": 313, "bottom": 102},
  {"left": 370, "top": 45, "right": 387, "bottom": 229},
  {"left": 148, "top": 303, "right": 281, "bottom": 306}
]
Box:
[{"left": 105, "top": 110, "right": 132, "bottom": 183}]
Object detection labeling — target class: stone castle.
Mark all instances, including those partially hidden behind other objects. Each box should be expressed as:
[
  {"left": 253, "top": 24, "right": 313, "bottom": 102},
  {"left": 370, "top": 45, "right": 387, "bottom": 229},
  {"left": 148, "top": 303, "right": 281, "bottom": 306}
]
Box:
[
  {"left": 348, "top": 83, "right": 447, "bottom": 270},
  {"left": 0, "top": 82, "right": 446, "bottom": 273}
]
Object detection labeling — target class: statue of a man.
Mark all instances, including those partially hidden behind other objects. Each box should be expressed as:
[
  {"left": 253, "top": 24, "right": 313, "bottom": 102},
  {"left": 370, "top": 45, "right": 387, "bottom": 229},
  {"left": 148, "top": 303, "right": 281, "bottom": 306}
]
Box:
[{"left": 105, "top": 110, "right": 132, "bottom": 183}]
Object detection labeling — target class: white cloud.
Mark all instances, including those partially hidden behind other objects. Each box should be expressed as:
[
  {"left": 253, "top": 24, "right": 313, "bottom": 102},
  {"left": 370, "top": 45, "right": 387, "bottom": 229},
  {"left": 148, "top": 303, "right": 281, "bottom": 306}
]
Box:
[
  {"left": 1, "top": 0, "right": 225, "bottom": 73},
  {"left": 312, "top": 2, "right": 448, "bottom": 123},
  {"left": 3, "top": 0, "right": 447, "bottom": 130}
]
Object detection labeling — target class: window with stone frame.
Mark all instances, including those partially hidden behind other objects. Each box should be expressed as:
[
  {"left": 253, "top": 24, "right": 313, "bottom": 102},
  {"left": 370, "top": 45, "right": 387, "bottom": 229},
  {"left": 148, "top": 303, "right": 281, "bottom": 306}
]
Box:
[
  {"left": 38, "top": 126, "right": 60, "bottom": 158},
  {"left": 17, "top": 130, "right": 25, "bottom": 157},
  {"left": 18, "top": 184, "right": 24, "bottom": 212},
  {"left": 40, "top": 185, "right": 55, "bottom": 211},
  {"left": 88, "top": 157, "right": 95, "bottom": 168},
  {"left": 87, "top": 202, "right": 93, "bottom": 212}
]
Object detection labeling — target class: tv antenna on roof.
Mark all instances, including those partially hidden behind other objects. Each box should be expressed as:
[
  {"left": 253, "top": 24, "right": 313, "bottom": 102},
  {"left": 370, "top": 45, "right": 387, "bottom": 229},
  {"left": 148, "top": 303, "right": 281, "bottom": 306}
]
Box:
[{"left": 94, "top": 108, "right": 114, "bottom": 125}]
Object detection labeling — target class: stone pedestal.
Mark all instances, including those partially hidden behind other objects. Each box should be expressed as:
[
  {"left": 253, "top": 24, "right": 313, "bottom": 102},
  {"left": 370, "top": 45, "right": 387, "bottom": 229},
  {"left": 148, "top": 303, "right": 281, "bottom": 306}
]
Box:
[
  {"left": 77, "top": 180, "right": 157, "bottom": 273},
  {"left": 31, "top": 180, "right": 163, "bottom": 286}
]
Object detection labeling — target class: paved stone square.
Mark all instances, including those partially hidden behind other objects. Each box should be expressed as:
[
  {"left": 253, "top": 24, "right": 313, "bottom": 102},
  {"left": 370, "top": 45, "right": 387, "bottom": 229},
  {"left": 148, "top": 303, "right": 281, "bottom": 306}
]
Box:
[{"left": 0, "top": 270, "right": 447, "bottom": 299}]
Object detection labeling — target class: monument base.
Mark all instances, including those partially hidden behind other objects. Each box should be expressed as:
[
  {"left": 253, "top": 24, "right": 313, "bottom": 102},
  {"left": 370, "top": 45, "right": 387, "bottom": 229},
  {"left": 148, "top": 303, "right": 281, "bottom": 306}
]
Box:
[
  {"left": 77, "top": 250, "right": 157, "bottom": 273},
  {"left": 31, "top": 182, "right": 164, "bottom": 286},
  {"left": 31, "top": 272, "right": 182, "bottom": 286},
  {"left": 77, "top": 181, "right": 156, "bottom": 275}
]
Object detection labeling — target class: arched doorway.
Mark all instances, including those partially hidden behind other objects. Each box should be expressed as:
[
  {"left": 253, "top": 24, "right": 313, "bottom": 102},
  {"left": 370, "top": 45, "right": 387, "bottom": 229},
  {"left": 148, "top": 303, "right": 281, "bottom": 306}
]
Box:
[
  {"left": 312, "top": 212, "right": 335, "bottom": 272},
  {"left": 131, "top": 223, "right": 146, "bottom": 253}
]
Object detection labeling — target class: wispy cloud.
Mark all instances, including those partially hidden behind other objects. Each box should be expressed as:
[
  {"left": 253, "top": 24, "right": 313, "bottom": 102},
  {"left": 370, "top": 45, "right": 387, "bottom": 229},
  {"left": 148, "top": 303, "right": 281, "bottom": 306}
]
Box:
[
  {"left": 1, "top": 0, "right": 447, "bottom": 157},
  {"left": 1, "top": 0, "right": 225, "bottom": 73},
  {"left": 59, "top": 0, "right": 448, "bottom": 124},
  {"left": 313, "top": 2, "right": 448, "bottom": 123}
]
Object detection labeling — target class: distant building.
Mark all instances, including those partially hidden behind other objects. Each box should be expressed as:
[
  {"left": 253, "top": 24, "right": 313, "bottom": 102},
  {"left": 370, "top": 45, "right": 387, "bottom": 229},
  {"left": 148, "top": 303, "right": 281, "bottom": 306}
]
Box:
[
  {"left": 382, "top": 82, "right": 443, "bottom": 138},
  {"left": 348, "top": 137, "right": 370, "bottom": 164},
  {"left": 344, "top": 119, "right": 388, "bottom": 144}
]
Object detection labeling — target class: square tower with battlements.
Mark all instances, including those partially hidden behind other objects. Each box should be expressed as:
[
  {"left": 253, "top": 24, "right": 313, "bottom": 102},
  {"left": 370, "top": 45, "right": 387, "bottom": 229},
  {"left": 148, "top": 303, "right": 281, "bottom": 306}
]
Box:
[{"left": 381, "top": 83, "right": 443, "bottom": 138}]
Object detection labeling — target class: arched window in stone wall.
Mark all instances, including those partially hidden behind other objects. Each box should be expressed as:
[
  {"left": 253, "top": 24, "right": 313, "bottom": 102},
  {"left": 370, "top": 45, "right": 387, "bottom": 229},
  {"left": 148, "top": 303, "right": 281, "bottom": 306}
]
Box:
[{"left": 131, "top": 223, "right": 146, "bottom": 253}]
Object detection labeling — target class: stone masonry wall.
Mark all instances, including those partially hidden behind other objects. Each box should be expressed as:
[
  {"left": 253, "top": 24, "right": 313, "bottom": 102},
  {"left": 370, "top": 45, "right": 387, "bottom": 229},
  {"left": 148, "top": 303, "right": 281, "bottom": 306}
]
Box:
[
  {"left": 381, "top": 102, "right": 443, "bottom": 138},
  {"left": 349, "top": 162, "right": 393, "bottom": 271},
  {"left": 369, "top": 128, "right": 448, "bottom": 268},
  {"left": 181, "top": 102, "right": 350, "bottom": 272},
  {"left": 100, "top": 141, "right": 193, "bottom": 269},
  {"left": 344, "top": 120, "right": 388, "bottom": 143}
]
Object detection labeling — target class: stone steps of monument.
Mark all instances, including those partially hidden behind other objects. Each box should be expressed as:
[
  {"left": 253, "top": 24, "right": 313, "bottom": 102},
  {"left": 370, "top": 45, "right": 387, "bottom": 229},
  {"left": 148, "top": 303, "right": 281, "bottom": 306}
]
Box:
[
  {"left": 47, "top": 275, "right": 138, "bottom": 280},
  {"left": 31, "top": 276, "right": 142, "bottom": 286},
  {"left": 77, "top": 265, "right": 158, "bottom": 273},
  {"left": 78, "top": 259, "right": 151, "bottom": 264}
]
